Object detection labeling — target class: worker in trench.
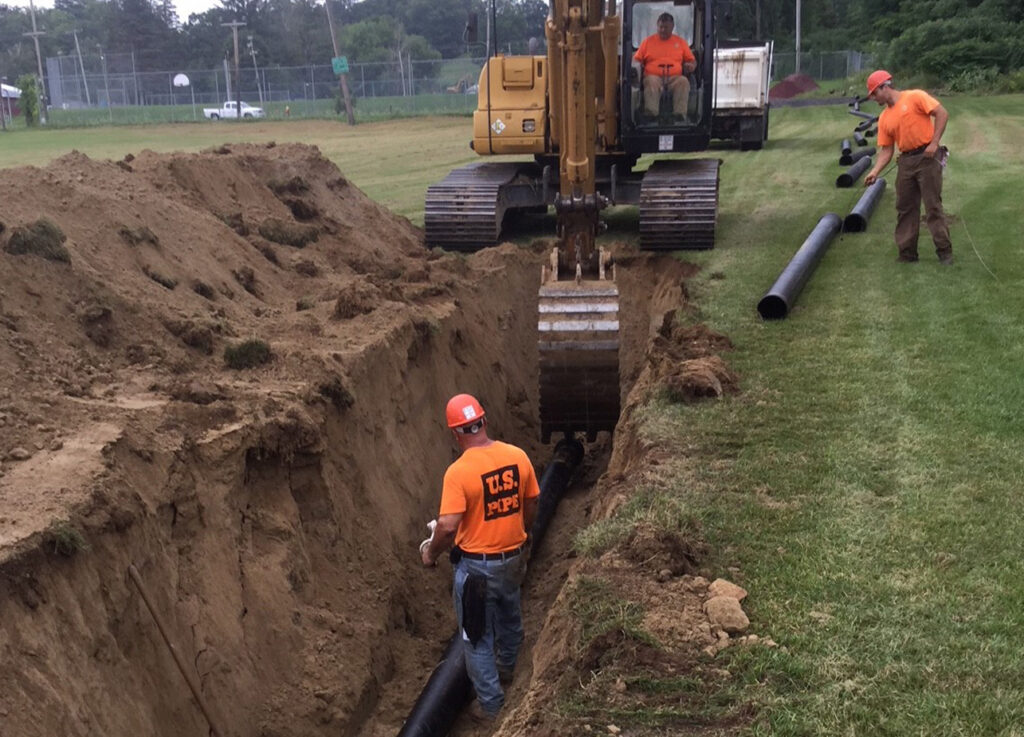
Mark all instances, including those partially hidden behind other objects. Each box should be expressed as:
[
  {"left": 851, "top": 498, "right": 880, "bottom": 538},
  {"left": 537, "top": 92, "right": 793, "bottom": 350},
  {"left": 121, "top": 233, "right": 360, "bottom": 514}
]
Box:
[
  {"left": 420, "top": 393, "right": 540, "bottom": 722},
  {"left": 863, "top": 69, "right": 953, "bottom": 265}
]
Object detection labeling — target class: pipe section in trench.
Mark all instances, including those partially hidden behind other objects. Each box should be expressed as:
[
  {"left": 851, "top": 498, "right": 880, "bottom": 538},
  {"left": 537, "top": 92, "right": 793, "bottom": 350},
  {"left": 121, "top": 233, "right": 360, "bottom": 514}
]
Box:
[
  {"left": 395, "top": 437, "right": 586, "bottom": 737},
  {"left": 757, "top": 213, "right": 842, "bottom": 320}
]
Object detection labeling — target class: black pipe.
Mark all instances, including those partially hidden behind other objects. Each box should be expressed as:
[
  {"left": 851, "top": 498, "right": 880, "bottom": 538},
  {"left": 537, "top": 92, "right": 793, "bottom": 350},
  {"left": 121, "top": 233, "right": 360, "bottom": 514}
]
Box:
[
  {"left": 839, "top": 146, "right": 875, "bottom": 166},
  {"left": 836, "top": 156, "right": 871, "bottom": 188},
  {"left": 853, "top": 131, "right": 867, "bottom": 147},
  {"left": 849, "top": 109, "right": 875, "bottom": 120},
  {"left": 865, "top": 127, "right": 876, "bottom": 138},
  {"left": 757, "top": 213, "right": 842, "bottom": 320},
  {"left": 396, "top": 438, "right": 585, "bottom": 737},
  {"left": 855, "top": 117, "right": 877, "bottom": 132},
  {"left": 839, "top": 138, "right": 851, "bottom": 157},
  {"left": 843, "top": 179, "right": 887, "bottom": 232}
]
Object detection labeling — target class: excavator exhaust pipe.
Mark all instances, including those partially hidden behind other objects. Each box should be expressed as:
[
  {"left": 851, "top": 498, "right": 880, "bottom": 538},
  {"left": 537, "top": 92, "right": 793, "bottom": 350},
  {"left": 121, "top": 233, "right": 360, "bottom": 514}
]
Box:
[{"left": 396, "top": 439, "right": 585, "bottom": 737}]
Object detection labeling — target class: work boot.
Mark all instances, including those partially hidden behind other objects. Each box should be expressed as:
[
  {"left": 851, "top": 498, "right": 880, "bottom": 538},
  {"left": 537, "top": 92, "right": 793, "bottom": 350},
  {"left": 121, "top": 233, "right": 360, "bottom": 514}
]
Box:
[
  {"left": 938, "top": 252, "right": 954, "bottom": 265},
  {"left": 896, "top": 253, "right": 919, "bottom": 263},
  {"left": 467, "top": 700, "right": 497, "bottom": 723}
]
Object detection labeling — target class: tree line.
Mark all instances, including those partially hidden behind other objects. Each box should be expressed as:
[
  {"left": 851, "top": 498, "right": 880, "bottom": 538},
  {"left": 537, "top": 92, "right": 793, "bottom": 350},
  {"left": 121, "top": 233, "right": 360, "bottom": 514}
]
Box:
[{"left": 1, "top": 0, "right": 1022, "bottom": 86}]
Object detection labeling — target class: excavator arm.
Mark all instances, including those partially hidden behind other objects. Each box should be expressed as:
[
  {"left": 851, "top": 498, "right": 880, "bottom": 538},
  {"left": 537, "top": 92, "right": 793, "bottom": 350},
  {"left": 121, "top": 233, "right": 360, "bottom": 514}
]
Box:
[{"left": 538, "top": 0, "right": 622, "bottom": 442}]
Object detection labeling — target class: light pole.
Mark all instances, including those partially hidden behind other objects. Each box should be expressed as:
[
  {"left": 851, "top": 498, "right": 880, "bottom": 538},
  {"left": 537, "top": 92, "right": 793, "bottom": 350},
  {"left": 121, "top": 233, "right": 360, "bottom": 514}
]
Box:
[
  {"left": 795, "top": 0, "right": 802, "bottom": 75},
  {"left": 247, "top": 35, "right": 263, "bottom": 104},
  {"left": 97, "top": 44, "right": 112, "bottom": 121},
  {"left": 1, "top": 77, "right": 8, "bottom": 130},
  {"left": 221, "top": 21, "right": 245, "bottom": 120},
  {"left": 25, "top": 0, "right": 47, "bottom": 124}
]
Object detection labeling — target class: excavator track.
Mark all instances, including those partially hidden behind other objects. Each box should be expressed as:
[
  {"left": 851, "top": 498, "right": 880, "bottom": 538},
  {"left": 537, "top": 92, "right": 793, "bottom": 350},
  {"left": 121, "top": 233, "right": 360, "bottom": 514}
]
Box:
[
  {"left": 424, "top": 163, "right": 525, "bottom": 251},
  {"left": 639, "top": 158, "right": 721, "bottom": 250},
  {"left": 538, "top": 280, "right": 620, "bottom": 443}
]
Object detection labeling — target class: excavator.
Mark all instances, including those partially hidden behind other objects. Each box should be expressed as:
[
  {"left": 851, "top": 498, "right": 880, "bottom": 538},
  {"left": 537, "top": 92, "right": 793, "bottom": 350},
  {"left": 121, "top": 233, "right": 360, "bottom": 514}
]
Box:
[{"left": 425, "top": 0, "right": 721, "bottom": 443}]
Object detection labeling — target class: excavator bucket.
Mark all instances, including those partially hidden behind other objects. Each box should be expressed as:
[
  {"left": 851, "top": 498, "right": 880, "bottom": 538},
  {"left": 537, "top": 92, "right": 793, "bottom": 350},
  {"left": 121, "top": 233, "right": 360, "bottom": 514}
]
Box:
[{"left": 538, "top": 280, "right": 620, "bottom": 443}]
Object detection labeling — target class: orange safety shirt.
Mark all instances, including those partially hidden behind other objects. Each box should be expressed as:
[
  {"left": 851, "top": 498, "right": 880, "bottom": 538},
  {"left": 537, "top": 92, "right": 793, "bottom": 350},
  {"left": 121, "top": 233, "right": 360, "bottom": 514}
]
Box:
[
  {"left": 439, "top": 441, "right": 541, "bottom": 554},
  {"left": 633, "top": 34, "right": 696, "bottom": 78},
  {"left": 877, "top": 89, "right": 941, "bottom": 152}
]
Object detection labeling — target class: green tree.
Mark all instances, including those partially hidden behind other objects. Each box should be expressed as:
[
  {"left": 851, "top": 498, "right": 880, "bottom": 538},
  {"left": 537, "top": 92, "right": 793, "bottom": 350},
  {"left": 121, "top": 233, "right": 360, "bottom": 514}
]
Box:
[{"left": 15, "top": 73, "right": 40, "bottom": 125}]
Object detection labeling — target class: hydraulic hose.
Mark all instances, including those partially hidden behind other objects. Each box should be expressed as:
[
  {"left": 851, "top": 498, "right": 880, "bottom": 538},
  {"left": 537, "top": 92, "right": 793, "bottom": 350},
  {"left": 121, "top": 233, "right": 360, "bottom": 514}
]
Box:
[
  {"left": 396, "top": 437, "right": 585, "bottom": 737},
  {"left": 757, "top": 213, "right": 842, "bottom": 320}
]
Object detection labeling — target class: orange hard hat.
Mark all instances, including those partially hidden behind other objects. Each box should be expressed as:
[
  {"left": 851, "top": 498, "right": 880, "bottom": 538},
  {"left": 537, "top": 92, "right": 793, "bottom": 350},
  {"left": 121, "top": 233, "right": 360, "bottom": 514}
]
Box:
[
  {"left": 866, "top": 70, "right": 892, "bottom": 95},
  {"left": 446, "top": 393, "right": 485, "bottom": 428}
]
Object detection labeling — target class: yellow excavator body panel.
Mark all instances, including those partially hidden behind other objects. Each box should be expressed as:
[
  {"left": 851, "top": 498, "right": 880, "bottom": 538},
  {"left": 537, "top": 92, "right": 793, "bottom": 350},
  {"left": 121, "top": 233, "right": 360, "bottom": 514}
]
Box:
[{"left": 472, "top": 55, "right": 548, "bottom": 155}]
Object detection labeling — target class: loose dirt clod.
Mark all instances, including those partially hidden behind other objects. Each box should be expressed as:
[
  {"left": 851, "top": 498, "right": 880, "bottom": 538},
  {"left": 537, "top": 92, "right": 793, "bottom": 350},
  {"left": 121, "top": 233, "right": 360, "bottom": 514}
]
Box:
[
  {"left": 258, "top": 216, "right": 319, "bottom": 248},
  {"left": 223, "top": 338, "right": 272, "bottom": 369},
  {"left": 4, "top": 218, "right": 70, "bottom": 263}
]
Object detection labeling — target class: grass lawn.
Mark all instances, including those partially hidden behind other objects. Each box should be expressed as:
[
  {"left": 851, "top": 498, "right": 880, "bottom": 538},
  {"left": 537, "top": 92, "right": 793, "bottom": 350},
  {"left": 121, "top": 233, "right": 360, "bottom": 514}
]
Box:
[
  {"left": 586, "top": 94, "right": 1024, "bottom": 735},
  {"left": 3, "top": 94, "right": 1024, "bottom": 734}
]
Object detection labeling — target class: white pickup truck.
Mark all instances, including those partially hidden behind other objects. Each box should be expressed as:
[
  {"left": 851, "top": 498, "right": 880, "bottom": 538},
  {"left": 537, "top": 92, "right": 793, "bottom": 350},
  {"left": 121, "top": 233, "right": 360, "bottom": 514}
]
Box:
[{"left": 203, "top": 101, "right": 266, "bottom": 120}]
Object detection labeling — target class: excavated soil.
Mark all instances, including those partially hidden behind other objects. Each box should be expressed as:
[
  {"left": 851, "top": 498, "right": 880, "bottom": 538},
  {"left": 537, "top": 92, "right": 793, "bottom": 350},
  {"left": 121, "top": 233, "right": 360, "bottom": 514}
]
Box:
[{"left": 0, "top": 143, "right": 742, "bottom": 737}]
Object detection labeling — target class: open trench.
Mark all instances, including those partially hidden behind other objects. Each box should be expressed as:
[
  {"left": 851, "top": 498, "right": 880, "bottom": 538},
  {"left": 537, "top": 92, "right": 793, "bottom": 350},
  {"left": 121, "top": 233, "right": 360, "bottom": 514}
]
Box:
[{"left": 0, "top": 145, "right": 702, "bottom": 737}]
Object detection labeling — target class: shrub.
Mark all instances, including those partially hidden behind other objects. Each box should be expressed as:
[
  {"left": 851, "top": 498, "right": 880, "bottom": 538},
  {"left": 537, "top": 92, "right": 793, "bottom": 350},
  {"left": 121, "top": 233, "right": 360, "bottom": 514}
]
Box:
[
  {"left": 224, "top": 338, "right": 272, "bottom": 369},
  {"left": 47, "top": 522, "right": 89, "bottom": 556}
]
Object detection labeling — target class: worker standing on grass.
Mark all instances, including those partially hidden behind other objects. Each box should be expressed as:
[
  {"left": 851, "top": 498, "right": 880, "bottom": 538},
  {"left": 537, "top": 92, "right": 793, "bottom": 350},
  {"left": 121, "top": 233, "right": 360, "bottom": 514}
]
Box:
[
  {"left": 420, "top": 393, "right": 541, "bottom": 722},
  {"left": 863, "top": 70, "right": 954, "bottom": 265}
]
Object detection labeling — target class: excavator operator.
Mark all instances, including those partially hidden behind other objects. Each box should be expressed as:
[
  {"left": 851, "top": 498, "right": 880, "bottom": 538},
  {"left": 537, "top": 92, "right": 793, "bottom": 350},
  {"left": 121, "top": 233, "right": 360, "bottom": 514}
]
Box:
[{"left": 634, "top": 12, "right": 697, "bottom": 119}]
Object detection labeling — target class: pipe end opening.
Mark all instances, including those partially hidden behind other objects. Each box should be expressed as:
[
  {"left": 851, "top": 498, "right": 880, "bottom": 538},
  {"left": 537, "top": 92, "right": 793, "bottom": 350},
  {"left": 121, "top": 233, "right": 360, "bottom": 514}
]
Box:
[
  {"left": 843, "top": 215, "right": 867, "bottom": 232},
  {"left": 757, "top": 295, "right": 788, "bottom": 320}
]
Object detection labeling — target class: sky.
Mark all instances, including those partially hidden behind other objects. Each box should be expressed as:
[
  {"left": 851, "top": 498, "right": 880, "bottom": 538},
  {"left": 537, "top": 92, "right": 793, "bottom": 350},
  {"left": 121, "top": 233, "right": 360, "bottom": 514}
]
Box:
[{"left": 5, "top": 0, "right": 222, "bottom": 24}]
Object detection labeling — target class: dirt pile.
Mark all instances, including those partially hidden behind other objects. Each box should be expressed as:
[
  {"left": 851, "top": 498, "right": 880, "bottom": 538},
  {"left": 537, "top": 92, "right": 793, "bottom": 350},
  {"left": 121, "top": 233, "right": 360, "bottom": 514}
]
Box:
[{"left": 0, "top": 143, "right": 546, "bottom": 737}]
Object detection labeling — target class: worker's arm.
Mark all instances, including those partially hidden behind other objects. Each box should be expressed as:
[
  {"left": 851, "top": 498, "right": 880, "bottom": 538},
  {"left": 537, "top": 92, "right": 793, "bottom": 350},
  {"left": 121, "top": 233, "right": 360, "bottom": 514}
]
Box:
[
  {"left": 864, "top": 144, "right": 894, "bottom": 186},
  {"left": 682, "top": 59, "right": 696, "bottom": 75},
  {"left": 925, "top": 105, "right": 948, "bottom": 157},
  {"left": 422, "top": 512, "right": 461, "bottom": 566},
  {"left": 523, "top": 496, "right": 539, "bottom": 536}
]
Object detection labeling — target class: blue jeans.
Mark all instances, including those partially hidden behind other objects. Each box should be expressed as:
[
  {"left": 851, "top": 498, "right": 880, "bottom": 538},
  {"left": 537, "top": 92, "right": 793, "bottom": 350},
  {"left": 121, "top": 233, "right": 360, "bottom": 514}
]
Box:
[{"left": 453, "top": 554, "right": 525, "bottom": 715}]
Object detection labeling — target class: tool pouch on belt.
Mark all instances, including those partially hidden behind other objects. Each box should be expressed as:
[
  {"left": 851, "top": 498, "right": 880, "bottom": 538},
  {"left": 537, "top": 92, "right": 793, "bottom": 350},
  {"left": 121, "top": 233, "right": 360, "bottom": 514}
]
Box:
[{"left": 461, "top": 572, "right": 488, "bottom": 647}]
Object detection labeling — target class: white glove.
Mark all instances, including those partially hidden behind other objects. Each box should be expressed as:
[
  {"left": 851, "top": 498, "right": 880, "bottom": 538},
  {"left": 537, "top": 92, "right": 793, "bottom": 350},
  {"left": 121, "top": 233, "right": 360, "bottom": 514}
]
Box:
[{"left": 419, "top": 519, "right": 437, "bottom": 555}]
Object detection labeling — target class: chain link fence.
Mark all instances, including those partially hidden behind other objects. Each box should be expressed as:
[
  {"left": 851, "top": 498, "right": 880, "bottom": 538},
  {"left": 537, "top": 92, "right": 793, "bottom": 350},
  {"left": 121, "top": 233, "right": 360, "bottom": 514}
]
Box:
[
  {"left": 771, "top": 50, "right": 874, "bottom": 82},
  {"left": 45, "top": 52, "right": 495, "bottom": 110}
]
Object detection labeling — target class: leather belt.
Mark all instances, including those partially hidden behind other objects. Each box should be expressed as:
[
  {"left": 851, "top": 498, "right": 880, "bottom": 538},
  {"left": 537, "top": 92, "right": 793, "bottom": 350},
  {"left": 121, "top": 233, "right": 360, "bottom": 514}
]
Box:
[
  {"left": 902, "top": 144, "right": 928, "bottom": 156},
  {"left": 460, "top": 544, "right": 525, "bottom": 561}
]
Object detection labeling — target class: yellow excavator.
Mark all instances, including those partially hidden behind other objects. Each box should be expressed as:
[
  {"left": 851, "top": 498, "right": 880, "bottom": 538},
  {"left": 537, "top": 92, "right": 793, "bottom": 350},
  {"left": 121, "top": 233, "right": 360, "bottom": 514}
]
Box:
[{"left": 426, "top": 0, "right": 722, "bottom": 443}]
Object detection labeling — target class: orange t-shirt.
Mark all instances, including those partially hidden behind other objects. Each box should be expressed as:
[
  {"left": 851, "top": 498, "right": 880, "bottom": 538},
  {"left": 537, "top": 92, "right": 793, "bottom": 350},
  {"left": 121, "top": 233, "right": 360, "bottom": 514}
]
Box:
[
  {"left": 633, "top": 34, "right": 696, "bottom": 77},
  {"left": 877, "top": 89, "right": 940, "bottom": 152},
  {"left": 439, "top": 441, "right": 541, "bottom": 554}
]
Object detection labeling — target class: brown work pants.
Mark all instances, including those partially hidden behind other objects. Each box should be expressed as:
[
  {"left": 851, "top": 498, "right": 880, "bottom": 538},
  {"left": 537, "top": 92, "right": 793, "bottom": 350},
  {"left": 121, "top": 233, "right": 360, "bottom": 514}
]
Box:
[
  {"left": 643, "top": 75, "right": 690, "bottom": 116},
  {"left": 895, "top": 152, "right": 952, "bottom": 260}
]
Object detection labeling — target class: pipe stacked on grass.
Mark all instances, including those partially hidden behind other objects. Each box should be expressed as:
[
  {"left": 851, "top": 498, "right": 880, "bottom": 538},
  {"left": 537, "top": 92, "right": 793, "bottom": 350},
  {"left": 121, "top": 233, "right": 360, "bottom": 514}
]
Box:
[{"left": 757, "top": 213, "right": 842, "bottom": 320}]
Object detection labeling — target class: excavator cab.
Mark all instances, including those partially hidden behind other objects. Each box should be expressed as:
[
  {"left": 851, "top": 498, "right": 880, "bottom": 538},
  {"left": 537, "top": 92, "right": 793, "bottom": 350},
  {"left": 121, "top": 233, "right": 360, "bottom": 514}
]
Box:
[{"left": 622, "top": 0, "right": 714, "bottom": 153}]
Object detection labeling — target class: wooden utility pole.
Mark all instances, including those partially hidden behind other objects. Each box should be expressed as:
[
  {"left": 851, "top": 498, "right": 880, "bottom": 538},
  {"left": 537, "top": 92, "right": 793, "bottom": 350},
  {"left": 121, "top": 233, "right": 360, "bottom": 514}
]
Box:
[
  {"left": 222, "top": 21, "right": 246, "bottom": 120},
  {"left": 25, "top": 0, "right": 46, "bottom": 123},
  {"left": 323, "top": 0, "right": 355, "bottom": 125}
]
